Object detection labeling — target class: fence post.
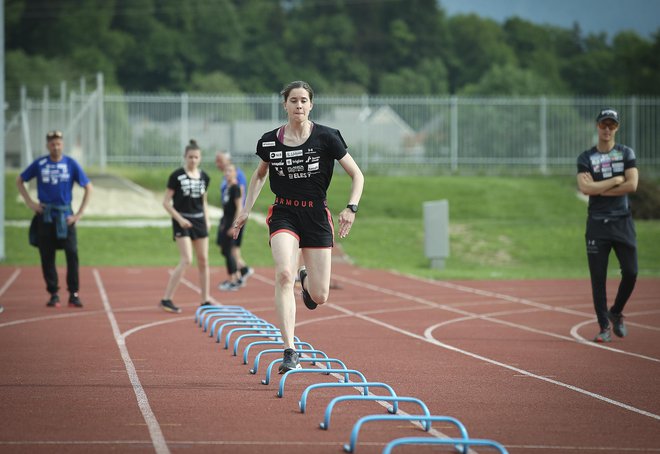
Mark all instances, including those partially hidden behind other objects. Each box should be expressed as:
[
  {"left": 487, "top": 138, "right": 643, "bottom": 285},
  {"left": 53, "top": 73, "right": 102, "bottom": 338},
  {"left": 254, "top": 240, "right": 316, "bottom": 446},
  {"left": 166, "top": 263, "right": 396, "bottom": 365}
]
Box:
[
  {"left": 20, "top": 86, "right": 33, "bottom": 166},
  {"left": 97, "top": 73, "right": 106, "bottom": 171},
  {"left": 361, "top": 93, "right": 369, "bottom": 172},
  {"left": 539, "top": 96, "right": 548, "bottom": 175},
  {"left": 181, "top": 92, "right": 189, "bottom": 151},
  {"left": 450, "top": 96, "right": 458, "bottom": 173}
]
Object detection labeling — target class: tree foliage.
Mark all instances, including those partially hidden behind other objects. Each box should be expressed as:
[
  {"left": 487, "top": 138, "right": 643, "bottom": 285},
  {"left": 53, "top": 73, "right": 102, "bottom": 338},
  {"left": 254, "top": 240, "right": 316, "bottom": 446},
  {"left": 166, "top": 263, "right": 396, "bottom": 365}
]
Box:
[{"left": 5, "top": 0, "right": 660, "bottom": 98}]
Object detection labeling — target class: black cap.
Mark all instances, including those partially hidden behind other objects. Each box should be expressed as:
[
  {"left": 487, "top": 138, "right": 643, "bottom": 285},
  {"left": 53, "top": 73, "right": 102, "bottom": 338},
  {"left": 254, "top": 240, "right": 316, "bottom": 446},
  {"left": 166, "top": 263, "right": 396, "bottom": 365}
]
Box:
[{"left": 596, "top": 108, "right": 619, "bottom": 124}]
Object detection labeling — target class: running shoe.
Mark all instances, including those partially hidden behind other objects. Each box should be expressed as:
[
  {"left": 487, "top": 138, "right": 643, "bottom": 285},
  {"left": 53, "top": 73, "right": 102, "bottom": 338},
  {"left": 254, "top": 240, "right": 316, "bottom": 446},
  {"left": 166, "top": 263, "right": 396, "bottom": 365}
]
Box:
[
  {"left": 593, "top": 327, "right": 612, "bottom": 343},
  {"left": 278, "top": 348, "right": 301, "bottom": 374},
  {"left": 241, "top": 267, "right": 254, "bottom": 281},
  {"left": 68, "top": 293, "right": 83, "bottom": 308},
  {"left": 218, "top": 280, "right": 239, "bottom": 291},
  {"left": 46, "top": 293, "right": 60, "bottom": 308},
  {"left": 607, "top": 310, "right": 627, "bottom": 338},
  {"left": 200, "top": 301, "right": 214, "bottom": 307},
  {"left": 298, "top": 267, "right": 318, "bottom": 310},
  {"left": 159, "top": 299, "right": 181, "bottom": 313}
]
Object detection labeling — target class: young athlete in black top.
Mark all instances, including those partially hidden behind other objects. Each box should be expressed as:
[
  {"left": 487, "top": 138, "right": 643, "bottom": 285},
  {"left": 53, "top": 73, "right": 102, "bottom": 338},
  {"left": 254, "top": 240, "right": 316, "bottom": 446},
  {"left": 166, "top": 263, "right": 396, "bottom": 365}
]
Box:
[
  {"left": 160, "top": 140, "right": 211, "bottom": 313},
  {"left": 233, "top": 81, "right": 364, "bottom": 372},
  {"left": 577, "top": 108, "right": 638, "bottom": 343},
  {"left": 217, "top": 164, "right": 243, "bottom": 290}
]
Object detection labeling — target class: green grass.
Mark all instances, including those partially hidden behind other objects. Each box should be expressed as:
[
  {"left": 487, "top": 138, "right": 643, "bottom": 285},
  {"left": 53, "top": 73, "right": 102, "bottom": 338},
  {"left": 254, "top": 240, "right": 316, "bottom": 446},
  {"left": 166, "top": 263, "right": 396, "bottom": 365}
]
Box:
[{"left": 4, "top": 168, "right": 660, "bottom": 279}]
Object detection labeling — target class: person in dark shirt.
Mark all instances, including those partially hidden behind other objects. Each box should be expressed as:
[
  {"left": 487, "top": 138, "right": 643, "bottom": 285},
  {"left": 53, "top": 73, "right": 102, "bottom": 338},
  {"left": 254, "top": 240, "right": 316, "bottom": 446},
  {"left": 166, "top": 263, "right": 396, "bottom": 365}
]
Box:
[
  {"left": 217, "top": 164, "right": 244, "bottom": 291},
  {"left": 233, "top": 81, "right": 364, "bottom": 372},
  {"left": 160, "top": 140, "right": 211, "bottom": 313},
  {"left": 576, "top": 108, "right": 638, "bottom": 343},
  {"left": 16, "top": 130, "right": 93, "bottom": 308}
]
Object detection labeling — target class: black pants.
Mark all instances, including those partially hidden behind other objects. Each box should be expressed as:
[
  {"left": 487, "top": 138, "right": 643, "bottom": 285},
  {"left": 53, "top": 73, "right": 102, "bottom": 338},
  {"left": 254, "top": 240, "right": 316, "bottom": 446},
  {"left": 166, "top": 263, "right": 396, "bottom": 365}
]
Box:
[
  {"left": 36, "top": 215, "right": 79, "bottom": 295},
  {"left": 585, "top": 216, "right": 637, "bottom": 329},
  {"left": 218, "top": 225, "right": 238, "bottom": 275}
]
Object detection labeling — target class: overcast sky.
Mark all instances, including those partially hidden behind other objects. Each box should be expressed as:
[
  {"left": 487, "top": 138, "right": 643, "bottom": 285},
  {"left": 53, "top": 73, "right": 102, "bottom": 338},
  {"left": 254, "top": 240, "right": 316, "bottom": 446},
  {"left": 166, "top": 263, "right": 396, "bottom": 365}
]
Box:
[{"left": 440, "top": 0, "right": 660, "bottom": 39}]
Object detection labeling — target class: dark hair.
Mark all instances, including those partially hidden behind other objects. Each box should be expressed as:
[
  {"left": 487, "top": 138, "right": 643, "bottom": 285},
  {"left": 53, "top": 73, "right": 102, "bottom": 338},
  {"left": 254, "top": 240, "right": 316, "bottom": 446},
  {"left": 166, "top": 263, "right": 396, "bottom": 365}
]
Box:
[
  {"left": 280, "top": 80, "right": 314, "bottom": 102},
  {"left": 46, "top": 130, "right": 63, "bottom": 140},
  {"left": 184, "top": 139, "right": 200, "bottom": 155}
]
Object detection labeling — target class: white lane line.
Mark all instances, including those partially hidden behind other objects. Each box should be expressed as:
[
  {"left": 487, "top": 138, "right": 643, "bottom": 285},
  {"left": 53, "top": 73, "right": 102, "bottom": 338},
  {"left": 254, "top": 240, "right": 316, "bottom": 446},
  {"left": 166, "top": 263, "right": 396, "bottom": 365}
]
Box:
[
  {"left": 93, "top": 269, "right": 171, "bottom": 454},
  {"left": 0, "top": 269, "right": 21, "bottom": 299},
  {"left": 332, "top": 274, "right": 660, "bottom": 362},
  {"left": 121, "top": 317, "right": 188, "bottom": 339},
  {"left": 322, "top": 290, "right": 660, "bottom": 421}
]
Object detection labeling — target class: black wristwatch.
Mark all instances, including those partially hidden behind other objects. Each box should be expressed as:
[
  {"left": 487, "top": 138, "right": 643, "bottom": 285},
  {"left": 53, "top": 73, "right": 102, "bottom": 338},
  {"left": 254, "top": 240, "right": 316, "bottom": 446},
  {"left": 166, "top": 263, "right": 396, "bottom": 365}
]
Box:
[{"left": 346, "top": 204, "right": 359, "bottom": 213}]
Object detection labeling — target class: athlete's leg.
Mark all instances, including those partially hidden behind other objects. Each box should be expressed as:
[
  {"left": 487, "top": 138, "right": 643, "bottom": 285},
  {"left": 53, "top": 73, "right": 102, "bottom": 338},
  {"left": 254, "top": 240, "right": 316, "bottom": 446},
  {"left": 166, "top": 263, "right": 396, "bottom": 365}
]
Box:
[
  {"left": 586, "top": 237, "right": 612, "bottom": 329},
  {"left": 301, "top": 247, "right": 332, "bottom": 305},
  {"left": 37, "top": 219, "right": 59, "bottom": 295},
  {"left": 64, "top": 225, "right": 79, "bottom": 294},
  {"left": 163, "top": 237, "right": 193, "bottom": 300},
  {"left": 192, "top": 236, "right": 210, "bottom": 303},
  {"left": 270, "top": 232, "right": 300, "bottom": 349},
  {"left": 610, "top": 241, "right": 638, "bottom": 314}
]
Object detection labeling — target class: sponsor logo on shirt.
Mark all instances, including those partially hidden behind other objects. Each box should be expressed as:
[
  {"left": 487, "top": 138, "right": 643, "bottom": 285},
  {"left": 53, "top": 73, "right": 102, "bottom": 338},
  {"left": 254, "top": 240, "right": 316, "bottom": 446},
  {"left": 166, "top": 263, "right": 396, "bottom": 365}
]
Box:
[
  {"left": 270, "top": 151, "right": 282, "bottom": 159},
  {"left": 262, "top": 141, "right": 276, "bottom": 147},
  {"left": 285, "top": 150, "right": 303, "bottom": 158},
  {"left": 308, "top": 162, "right": 319, "bottom": 172}
]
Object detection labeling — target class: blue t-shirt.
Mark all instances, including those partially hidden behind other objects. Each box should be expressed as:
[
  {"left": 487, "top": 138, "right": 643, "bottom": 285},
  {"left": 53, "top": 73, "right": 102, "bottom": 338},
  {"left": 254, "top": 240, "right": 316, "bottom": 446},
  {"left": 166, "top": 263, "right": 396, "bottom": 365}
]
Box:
[
  {"left": 20, "top": 155, "right": 91, "bottom": 215},
  {"left": 221, "top": 166, "right": 247, "bottom": 206}
]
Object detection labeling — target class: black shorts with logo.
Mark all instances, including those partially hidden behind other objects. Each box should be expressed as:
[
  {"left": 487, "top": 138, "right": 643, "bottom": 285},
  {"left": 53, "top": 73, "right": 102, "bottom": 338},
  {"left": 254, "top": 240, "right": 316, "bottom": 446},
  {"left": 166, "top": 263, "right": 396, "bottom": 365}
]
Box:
[
  {"left": 172, "top": 214, "right": 208, "bottom": 241},
  {"left": 266, "top": 197, "right": 334, "bottom": 248}
]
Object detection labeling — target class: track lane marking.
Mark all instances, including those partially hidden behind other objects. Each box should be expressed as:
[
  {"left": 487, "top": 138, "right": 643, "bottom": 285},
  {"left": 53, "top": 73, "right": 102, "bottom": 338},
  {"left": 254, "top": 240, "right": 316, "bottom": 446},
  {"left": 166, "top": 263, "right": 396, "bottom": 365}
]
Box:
[
  {"left": 332, "top": 274, "right": 660, "bottom": 362},
  {"left": 93, "top": 269, "right": 170, "bottom": 454},
  {"left": 324, "top": 276, "right": 660, "bottom": 422}
]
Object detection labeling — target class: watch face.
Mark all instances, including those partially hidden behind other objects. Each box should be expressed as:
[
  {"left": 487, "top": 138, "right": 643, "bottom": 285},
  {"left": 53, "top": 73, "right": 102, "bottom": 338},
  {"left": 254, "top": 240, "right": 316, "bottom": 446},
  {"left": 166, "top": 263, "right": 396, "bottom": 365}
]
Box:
[{"left": 348, "top": 204, "right": 358, "bottom": 213}]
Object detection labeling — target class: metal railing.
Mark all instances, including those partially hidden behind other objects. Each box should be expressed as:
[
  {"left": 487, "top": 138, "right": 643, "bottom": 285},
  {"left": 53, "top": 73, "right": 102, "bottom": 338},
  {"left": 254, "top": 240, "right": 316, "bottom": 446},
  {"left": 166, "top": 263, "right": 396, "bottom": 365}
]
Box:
[{"left": 7, "top": 81, "right": 660, "bottom": 176}]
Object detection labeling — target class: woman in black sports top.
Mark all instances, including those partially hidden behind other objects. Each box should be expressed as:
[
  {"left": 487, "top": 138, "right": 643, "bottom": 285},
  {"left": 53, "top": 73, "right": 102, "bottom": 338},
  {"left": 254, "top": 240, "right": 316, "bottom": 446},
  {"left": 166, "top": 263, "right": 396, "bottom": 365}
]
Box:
[
  {"left": 160, "top": 139, "right": 212, "bottom": 313},
  {"left": 233, "top": 81, "right": 364, "bottom": 373}
]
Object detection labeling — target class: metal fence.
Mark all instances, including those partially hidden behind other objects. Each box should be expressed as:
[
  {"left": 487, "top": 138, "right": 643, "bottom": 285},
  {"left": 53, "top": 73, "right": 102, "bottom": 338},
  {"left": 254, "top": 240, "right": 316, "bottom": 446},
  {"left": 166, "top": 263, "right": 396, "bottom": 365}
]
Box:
[{"left": 7, "top": 83, "right": 660, "bottom": 176}]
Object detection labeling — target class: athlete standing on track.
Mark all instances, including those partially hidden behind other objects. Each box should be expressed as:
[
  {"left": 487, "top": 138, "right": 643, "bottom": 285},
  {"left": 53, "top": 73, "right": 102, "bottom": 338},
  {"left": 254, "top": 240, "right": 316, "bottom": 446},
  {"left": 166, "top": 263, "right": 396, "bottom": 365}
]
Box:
[
  {"left": 160, "top": 140, "right": 211, "bottom": 313},
  {"left": 215, "top": 151, "right": 253, "bottom": 288},
  {"left": 233, "top": 80, "right": 364, "bottom": 372},
  {"left": 577, "top": 108, "right": 638, "bottom": 343},
  {"left": 16, "top": 130, "right": 93, "bottom": 309}
]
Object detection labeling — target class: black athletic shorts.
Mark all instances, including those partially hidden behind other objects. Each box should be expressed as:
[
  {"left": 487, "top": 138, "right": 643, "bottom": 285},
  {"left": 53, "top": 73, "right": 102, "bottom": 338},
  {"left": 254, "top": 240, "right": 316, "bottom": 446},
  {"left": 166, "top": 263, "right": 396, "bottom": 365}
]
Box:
[
  {"left": 266, "top": 197, "right": 334, "bottom": 248},
  {"left": 172, "top": 214, "right": 208, "bottom": 241}
]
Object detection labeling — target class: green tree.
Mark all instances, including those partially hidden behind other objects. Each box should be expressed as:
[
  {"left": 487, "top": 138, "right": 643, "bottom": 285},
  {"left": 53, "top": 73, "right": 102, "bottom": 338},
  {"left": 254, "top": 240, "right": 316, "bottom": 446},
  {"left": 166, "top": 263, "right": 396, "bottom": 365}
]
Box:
[{"left": 448, "top": 14, "right": 517, "bottom": 91}]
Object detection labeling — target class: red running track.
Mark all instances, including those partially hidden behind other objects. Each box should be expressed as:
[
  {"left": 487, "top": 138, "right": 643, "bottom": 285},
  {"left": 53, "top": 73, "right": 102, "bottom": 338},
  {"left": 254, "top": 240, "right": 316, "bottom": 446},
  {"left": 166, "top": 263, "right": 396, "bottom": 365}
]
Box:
[{"left": 0, "top": 264, "right": 659, "bottom": 454}]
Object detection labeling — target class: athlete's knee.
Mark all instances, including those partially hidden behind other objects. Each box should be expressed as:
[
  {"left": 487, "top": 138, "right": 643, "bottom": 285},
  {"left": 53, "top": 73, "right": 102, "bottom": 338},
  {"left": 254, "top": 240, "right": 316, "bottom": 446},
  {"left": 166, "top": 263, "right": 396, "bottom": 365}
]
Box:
[
  {"left": 309, "top": 287, "right": 329, "bottom": 305},
  {"left": 179, "top": 255, "right": 193, "bottom": 267},
  {"left": 197, "top": 254, "right": 209, "bottom": 268},
  {"left": 275, "top": 268, "right": 295, "bottom": 289}
]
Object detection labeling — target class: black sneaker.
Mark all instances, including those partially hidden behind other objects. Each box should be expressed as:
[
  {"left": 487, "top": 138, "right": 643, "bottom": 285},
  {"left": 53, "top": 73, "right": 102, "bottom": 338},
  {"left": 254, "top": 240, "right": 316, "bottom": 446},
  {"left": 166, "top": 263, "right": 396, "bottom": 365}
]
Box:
[
  {"left": 607, "top": 310, "right": 627, "bottom": 338},
  {"left": 159, "top": 299, "right": 181, "bottom": 314},
  {"left": 298, "top": 267, "right": 318, "bottom": 310},
  {"left": 46, "top": 294, "right": 61, "bottom": 308},
  {"left": 68, "top": 293, "right": 83, "bottom": 308},
  {"left": 200, "top": 301, "right": 213, "bottom": 307},
  {"left": 278, "top": 348, "right": 301, "bottom": 374}
]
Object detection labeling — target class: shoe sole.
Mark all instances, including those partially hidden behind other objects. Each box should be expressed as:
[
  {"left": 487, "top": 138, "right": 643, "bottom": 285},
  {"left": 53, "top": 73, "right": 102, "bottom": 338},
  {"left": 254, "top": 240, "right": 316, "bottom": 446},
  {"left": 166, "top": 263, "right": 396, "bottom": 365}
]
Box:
[
  {"left": 160, "top": 305, "right": 181, "bottom": 314},
  {"left": 46, "top": 304, "right": 61, "bottom": 308},
  {"left": 278, "top": 364, "right": 302, "bottom": 374},
  {"left": 299, "top": 268, "right": 318, "bottom": 310}
]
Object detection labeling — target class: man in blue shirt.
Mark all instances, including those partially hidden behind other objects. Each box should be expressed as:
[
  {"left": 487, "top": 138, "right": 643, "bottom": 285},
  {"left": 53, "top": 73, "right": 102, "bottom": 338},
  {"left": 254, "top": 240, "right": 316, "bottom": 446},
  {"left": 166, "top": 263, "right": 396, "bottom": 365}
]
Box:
[{"left": 16, "top": 130, "right": 93, "bottom": 308}]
